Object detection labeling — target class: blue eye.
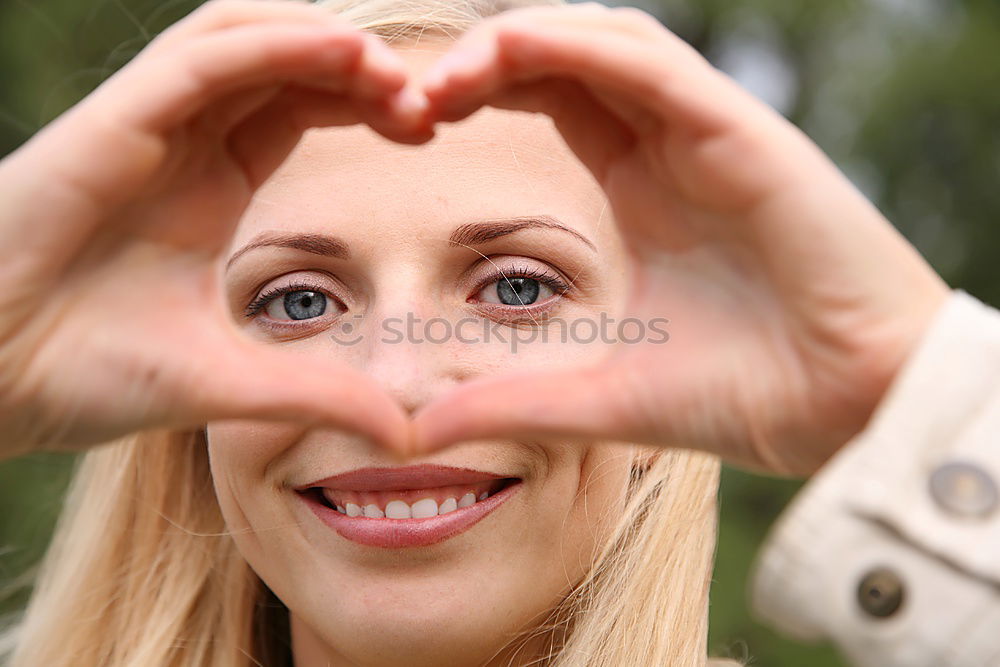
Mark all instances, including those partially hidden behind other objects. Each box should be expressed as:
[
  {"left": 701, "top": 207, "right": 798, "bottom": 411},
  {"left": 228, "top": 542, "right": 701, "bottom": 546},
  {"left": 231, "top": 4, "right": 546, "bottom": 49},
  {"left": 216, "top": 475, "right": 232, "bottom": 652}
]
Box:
[
  {"left": 499, "top": 277, "right": 538, "bottom": 305},
  {"left": 245, "top": 282, "right": 342, "bottom": 323},
  {"left": 267, "top": 290, "right": 327, "bottom": 321},
  {"left": 477, "top": 276, "right": 556, "bottom": 306}
]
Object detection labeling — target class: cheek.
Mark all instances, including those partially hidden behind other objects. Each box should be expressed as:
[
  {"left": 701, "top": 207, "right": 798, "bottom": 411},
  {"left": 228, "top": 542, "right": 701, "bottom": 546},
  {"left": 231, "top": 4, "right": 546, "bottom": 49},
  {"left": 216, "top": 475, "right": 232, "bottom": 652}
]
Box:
[
  {"left": 501, "top": 443, "right": 632, "bottom": 613},
  {"left": 205, "top": 420, "right": 305, "bottom": 558},
  {"left": 441, "top": 314, "right": 624, "bottom": 374},
  {"left": 206, "top": 420, "right": 303, "bottom": 488},
  {"left": 562, "top": 444, "right": 634, "bottom": 556}
]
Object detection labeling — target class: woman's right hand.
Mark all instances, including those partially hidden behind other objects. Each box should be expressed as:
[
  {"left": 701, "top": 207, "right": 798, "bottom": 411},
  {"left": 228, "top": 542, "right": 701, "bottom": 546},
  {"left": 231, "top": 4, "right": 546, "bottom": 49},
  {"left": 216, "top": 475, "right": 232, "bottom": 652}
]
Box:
[{"left": 0, "top": 0, "right": 423, "bottom": 460}]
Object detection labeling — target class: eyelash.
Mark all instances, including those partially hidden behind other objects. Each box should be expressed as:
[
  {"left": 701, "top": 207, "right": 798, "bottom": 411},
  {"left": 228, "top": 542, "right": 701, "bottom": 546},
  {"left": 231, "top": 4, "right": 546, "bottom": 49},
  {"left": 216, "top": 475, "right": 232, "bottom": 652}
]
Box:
[
  {"left": 243, "top": 265, "right": 572, "bottom": 321},
  {"left": 472, "top": 264, "right": 571, "bottom": 301},
  {"left": 243, "top": 281, "right": 337, "bottom": 319}
]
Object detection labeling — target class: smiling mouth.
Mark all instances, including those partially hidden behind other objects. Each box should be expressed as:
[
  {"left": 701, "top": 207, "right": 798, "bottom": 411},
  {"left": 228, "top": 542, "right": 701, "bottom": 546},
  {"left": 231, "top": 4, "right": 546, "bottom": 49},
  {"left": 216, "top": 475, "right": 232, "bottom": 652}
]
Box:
[
  {"left": 305, "top": 477, "right": 520, "bottom": 518},
  {"left": 297, "top": 478, "right": 523, "bottom": 548}
]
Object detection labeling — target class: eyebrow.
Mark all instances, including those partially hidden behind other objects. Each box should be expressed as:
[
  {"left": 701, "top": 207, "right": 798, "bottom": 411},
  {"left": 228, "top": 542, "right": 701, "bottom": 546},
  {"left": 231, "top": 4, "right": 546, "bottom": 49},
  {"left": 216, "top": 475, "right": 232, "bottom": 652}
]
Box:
[
  {"left": 225, "top": 215, "right": 597, "bottom": 271},
  {"left": 225, "top": 232, "right": 350, "bottom": 271},
  {"left": 449, "top": 216, "right": 597, "bottom": 252}
]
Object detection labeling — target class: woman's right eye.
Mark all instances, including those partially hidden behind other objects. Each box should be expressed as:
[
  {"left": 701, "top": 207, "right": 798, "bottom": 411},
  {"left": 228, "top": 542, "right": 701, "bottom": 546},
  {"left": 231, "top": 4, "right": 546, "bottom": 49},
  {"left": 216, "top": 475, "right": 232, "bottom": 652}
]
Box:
[
  {"left": 265, "top": 290, "right": 329, "bottom": 321},
  {"left": 244, "top": 281, "right": 346, "bottom": 325}
]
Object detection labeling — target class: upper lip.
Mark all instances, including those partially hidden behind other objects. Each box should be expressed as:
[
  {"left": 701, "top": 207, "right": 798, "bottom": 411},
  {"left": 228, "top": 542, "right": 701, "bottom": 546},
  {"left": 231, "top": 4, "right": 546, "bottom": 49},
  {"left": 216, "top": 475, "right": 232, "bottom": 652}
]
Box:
[{"left": 296, "top": 464, "right": 514, "bottom": 492}]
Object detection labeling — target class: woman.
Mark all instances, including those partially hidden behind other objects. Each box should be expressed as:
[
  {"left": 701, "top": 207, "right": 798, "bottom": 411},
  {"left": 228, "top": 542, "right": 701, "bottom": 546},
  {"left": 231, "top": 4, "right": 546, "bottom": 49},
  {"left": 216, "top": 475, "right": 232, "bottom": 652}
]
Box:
[{"left": 0, "top": 0, "right": 949, "bottom": 665}]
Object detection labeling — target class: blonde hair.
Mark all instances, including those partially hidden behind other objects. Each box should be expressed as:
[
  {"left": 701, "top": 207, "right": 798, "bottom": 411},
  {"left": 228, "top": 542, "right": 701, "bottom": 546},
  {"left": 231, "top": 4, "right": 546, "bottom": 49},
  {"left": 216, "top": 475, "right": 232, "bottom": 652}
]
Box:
[{"left": 0, "top": 0, "right": 745, "bottom": 664}]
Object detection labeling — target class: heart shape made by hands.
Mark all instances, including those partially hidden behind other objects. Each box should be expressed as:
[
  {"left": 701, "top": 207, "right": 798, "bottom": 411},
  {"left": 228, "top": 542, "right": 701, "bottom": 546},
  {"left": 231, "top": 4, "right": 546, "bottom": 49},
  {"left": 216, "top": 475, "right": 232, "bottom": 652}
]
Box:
[{"left": 0, "top": 1, "right": 947, "bottom": 474}]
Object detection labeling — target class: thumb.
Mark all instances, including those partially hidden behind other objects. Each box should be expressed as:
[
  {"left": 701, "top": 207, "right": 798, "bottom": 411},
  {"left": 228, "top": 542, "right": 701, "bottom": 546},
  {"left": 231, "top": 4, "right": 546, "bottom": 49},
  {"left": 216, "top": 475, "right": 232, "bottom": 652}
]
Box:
[
  {"left": 412, "top": 359, "right": 632, "bottom": 455},
  {"left": 193, "top": 338, "right": 411, "bottom": 457}
]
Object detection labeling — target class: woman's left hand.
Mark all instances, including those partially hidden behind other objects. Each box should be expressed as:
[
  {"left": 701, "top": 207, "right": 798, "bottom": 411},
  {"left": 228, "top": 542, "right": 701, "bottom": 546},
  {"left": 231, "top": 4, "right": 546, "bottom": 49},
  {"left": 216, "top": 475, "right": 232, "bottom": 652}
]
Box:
[{"left": 410, "top": 2, "right": 950, "bottom": 476}]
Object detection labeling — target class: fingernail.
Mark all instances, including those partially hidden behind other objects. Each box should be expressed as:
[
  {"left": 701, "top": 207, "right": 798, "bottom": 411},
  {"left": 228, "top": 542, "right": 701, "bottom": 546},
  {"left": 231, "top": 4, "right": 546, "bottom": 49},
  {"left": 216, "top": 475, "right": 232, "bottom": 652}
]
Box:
[
  {"left": 393, "top": 85, "right": 428, "bottom": 119},
  {"left": 423, "top": 42, "right": 492, "bottom": 90}
]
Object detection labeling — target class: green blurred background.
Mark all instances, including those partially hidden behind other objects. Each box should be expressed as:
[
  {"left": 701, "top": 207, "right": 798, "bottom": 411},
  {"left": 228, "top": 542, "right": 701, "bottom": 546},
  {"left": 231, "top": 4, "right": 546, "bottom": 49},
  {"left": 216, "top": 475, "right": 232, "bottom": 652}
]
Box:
[{"left": 0, "top": 0, "right": 997, "bottom": 664}]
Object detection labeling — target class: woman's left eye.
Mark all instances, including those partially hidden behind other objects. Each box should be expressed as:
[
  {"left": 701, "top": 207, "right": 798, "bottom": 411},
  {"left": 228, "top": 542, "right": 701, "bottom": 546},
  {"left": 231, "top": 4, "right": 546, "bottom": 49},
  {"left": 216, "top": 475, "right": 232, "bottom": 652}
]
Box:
[{"left": 476, "top": 276, "right": 556, "bottom": 306}]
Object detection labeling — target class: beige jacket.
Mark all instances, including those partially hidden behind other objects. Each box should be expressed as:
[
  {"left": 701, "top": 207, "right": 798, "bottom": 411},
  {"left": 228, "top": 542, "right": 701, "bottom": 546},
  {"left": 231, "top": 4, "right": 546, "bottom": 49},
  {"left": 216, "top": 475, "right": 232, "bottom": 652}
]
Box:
[{"left": 749, "top": 290, "right": 1000, "bottom": 667}]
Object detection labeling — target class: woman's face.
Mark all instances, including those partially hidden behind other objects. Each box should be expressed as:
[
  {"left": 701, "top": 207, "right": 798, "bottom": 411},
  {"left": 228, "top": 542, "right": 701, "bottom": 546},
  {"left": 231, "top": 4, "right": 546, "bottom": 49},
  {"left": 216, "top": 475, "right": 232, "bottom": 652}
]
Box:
[{"left": 206, "top": 43, "right": 638, "bottom": 667}]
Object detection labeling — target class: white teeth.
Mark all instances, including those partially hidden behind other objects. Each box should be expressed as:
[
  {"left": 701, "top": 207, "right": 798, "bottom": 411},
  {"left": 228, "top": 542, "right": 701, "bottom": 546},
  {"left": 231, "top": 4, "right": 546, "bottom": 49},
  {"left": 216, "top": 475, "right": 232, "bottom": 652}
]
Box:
[
  {"left": 331, "top": 487, "right": 502, "bottom": 518},
  {"left": 411, "top": 498, "right": 438, "bottom": 518},
  {"left": 385, "top": 500, "right": 411, "bottom": 519}
]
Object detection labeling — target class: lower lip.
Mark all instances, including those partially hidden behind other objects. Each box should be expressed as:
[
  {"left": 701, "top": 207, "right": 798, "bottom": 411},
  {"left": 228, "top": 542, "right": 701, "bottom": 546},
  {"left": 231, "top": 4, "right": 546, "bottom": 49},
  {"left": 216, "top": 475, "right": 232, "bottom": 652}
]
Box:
[{"left": 298, "top": 481, "right": 522, "bottom": 549}]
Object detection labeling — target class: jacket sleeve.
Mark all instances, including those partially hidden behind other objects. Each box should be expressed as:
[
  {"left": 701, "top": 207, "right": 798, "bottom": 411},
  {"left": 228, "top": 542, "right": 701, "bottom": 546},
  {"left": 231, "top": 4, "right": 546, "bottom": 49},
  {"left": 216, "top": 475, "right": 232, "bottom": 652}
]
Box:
[{"left": 747, "top": 289, "right": 1000, "bottom": 667}]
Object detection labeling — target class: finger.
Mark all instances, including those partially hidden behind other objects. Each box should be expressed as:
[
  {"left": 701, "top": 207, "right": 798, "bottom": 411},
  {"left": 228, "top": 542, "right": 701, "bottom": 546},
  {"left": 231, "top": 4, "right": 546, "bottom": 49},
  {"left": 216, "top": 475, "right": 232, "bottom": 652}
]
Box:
[
  {"left": 422, "top": 10, "right": 746, "bottom": 136},
  {"left": 226, "top": 84, "right": 432, "bottom": 188},
  {"left": 419, "top": 12, "right": 857, "bottom": 240},
  {"left": 144, "top": 0, "right": 346, "bottom": 56},
  {"left": 107, "top": 24, "right": 405, "bottom": 133},
  {"left": 202, "top": 76, "right": 427, "bottom": 138},
  {"left": 411, "top": 359, "right": 634, "bottom": 456},
  {"left": 24, "top": 24, "right": 406, "bottom": 213},
  {"left": 202, "top": 74, "right": 430, "bottom": 143},
  {"left": 195, "top": 337, "right": 412, "bottom": 455},
  {"left": 138, "top": 2, "right": 424, "bottom": 130},
  {"left": 423, "top": 3, "right": 707, "bottom": 91},
  {"left": 196, "top": 84, "right": 286, "bottom": 137}
]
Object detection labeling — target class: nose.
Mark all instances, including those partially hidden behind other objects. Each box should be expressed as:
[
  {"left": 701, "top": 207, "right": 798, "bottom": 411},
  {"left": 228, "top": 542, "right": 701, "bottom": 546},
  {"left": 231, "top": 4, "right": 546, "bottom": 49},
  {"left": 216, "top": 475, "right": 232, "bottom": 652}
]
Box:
[{"left": 359, "top": 301, "right": 464, "bottom": 417}]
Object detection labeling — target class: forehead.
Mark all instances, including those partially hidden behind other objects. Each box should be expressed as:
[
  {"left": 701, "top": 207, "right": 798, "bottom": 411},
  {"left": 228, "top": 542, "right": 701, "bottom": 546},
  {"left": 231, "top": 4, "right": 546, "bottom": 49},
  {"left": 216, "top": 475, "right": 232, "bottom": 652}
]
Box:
[{"left": 231, "top": 42, "right": 612, "bottom": 248}]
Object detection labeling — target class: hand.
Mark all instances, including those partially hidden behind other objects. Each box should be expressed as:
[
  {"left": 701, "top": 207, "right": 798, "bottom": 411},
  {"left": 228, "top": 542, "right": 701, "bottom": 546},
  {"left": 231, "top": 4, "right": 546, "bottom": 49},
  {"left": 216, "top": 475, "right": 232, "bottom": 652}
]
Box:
[
  {"left": 411, "top": 2, "right": 950, "bottom": 476},
  {"left": 0, "top": 0, "right": 425, "bottom": 459}
]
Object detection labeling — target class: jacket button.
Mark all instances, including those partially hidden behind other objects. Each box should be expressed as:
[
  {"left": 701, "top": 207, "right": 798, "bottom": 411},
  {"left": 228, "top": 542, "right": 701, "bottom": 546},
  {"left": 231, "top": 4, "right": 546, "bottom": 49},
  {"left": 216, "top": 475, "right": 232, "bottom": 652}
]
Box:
[
  {"left": 856, "top": 567, "right": 905, "bottom": 618},
  {"left": 928, "top": 461, "right": 998, "bottom": 519}
]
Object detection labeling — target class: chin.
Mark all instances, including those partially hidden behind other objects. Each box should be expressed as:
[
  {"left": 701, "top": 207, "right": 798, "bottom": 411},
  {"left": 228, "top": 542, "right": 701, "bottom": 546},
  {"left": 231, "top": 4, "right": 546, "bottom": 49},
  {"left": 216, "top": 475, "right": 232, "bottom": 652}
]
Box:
[{"left": 290, "top": 573, "right": 542, "bottom": 667}]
